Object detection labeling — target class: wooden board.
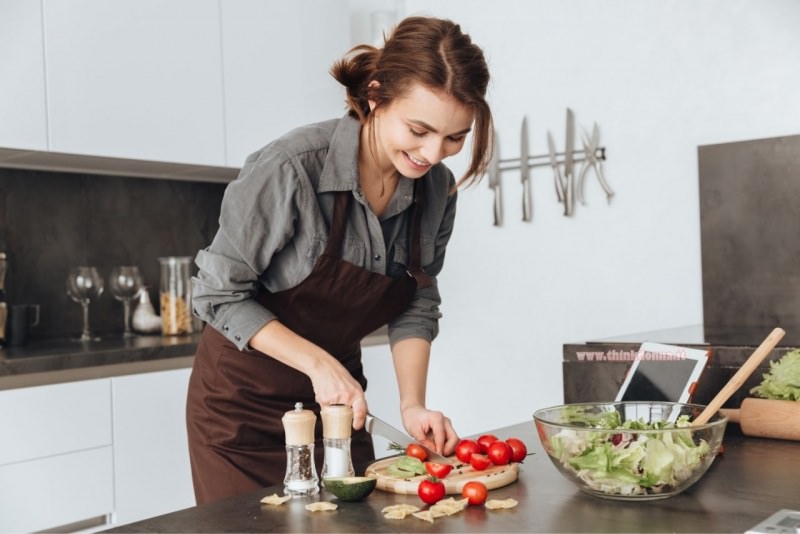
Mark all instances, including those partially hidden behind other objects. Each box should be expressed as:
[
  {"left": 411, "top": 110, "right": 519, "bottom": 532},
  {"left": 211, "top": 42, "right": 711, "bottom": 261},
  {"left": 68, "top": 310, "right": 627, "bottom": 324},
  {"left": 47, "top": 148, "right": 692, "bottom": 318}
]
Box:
[{"left": 365, "top": 456, "right": 519, "bottom": 495}]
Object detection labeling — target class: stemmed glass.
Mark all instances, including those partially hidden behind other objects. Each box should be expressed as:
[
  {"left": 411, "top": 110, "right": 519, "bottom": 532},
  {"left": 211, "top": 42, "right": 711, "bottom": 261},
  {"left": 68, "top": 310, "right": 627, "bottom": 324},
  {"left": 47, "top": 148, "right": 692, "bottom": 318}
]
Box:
[
  {"left": 109, "top": 266, "right": 143, "bottom": 338},
  {"left": 66, "top": 266, "right": 104, "bottom": 341}
]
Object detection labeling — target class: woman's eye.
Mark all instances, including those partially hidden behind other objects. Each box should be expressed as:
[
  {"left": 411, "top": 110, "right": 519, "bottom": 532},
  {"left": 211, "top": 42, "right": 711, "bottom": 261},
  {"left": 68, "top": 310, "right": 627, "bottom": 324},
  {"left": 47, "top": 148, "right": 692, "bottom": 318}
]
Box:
[
  {"left": 410, "top": 129, "right": 426, "bottom": 138},
  {"left": 448, "top": 135, "right": 466, "bottom": 143}
]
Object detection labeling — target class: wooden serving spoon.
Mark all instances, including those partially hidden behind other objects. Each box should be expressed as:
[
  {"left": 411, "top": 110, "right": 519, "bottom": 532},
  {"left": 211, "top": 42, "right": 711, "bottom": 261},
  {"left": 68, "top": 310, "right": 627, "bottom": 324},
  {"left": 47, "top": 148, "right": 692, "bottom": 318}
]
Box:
[{"left": 691, "top": 327, "right": 786, "bottom": 426}]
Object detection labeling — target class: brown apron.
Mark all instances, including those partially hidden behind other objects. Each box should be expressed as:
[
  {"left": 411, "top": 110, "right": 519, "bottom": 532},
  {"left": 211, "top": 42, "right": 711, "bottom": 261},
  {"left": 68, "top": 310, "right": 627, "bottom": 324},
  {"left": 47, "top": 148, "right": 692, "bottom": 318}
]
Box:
[{"left": 186, "top": 185, "right": 432, "bottom": 504}]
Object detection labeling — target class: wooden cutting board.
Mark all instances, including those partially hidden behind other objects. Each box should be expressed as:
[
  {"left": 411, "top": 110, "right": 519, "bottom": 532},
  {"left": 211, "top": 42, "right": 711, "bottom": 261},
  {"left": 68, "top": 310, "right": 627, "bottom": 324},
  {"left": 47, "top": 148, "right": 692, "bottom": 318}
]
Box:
[{"left": 364, "top": 456, "right": 519, "bottom": 495}]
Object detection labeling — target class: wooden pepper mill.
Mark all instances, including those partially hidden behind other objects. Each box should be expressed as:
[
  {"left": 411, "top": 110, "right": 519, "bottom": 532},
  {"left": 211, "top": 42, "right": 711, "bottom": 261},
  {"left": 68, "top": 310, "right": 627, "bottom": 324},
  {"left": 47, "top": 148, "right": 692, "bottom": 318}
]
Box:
[
  {"left": 321, "top": 404, "right": 355, "bottom": 481},
  {"left": 282, "top": 402, "right": 319, "bottom": 496}
]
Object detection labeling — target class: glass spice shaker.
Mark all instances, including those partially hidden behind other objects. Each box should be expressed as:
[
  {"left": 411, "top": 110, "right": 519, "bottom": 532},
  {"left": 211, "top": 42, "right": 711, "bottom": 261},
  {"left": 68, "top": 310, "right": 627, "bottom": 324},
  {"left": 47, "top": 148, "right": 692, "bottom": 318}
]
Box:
[
  {"left": 320, "top": 404, "right": 355, "bottom": 482},
  {"left": 282, "top": 402, "right": 319, "bottom": 496}
]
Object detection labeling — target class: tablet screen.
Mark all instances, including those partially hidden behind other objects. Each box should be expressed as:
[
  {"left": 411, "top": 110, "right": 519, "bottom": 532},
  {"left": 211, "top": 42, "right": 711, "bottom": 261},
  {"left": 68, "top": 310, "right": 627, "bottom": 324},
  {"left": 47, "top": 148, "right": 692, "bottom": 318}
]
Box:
[{"left": 618, "top": 359, "right": 702, "bottom": 402}]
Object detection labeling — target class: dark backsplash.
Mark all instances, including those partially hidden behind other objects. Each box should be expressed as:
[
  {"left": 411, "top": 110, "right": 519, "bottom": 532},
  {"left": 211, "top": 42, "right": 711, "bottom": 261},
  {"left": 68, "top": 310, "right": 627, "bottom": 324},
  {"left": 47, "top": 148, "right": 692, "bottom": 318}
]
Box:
[{"left": 0, "top": 167, "right": 226, "bottom": 341}]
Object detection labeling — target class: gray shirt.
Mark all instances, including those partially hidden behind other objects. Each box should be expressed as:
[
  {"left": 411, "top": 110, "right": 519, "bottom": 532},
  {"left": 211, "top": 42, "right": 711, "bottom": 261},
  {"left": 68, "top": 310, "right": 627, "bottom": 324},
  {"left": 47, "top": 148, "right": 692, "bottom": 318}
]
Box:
[{"left": 192, "top": 115, "right": 458, "bottom": 351}]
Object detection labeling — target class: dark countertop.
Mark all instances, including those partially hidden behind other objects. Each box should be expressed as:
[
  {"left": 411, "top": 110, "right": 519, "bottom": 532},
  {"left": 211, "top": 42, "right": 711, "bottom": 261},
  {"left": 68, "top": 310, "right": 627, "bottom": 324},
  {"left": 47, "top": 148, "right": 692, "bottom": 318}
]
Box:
[
  {"left": 0, "top": 328, "right": 390, "bottom": 389},
  {"left": 0, "top": 333, "right": 200, "bottom": 389},
  {"left": 106, "top": 421, "right": 800, "bottom": 534}
]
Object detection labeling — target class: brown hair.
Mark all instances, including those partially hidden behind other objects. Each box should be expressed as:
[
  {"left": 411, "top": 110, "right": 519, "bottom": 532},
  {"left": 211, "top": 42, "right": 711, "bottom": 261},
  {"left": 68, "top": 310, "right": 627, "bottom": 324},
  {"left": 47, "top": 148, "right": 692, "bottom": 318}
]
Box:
[{"left": 330, "top": 16, "right": 493, "bottom": 189}]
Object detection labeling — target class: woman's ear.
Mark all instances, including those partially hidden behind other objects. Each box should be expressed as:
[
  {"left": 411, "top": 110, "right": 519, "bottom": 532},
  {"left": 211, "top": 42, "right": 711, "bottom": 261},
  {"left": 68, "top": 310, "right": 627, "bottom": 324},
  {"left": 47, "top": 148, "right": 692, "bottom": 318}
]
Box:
[{"left": 367, "top": 80, "right": 380, "bottom": 112}]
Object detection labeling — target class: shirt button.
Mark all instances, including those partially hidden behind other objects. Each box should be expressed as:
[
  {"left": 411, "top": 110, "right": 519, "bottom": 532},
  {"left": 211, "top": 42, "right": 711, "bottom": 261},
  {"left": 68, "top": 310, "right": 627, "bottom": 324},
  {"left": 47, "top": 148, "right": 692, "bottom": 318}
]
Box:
[
  {"left": 234, "top": 335, "right": 241, "bottom": 342},
  {"left": 374, "top": 254, "right": 382, "bottom": 262},
  {"left": 356, "top": 189, "right": 363, "bottom": 197},
  {"left": 223, "top": 325, "right": 230, "bottom": 331}
]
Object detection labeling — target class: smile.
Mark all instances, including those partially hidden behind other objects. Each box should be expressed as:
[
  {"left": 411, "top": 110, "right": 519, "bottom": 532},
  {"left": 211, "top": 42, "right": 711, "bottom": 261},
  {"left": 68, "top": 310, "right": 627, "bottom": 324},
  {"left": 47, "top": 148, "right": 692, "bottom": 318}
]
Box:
[{"left": 404, "top": 152, "right": 431, "bottom": 169}]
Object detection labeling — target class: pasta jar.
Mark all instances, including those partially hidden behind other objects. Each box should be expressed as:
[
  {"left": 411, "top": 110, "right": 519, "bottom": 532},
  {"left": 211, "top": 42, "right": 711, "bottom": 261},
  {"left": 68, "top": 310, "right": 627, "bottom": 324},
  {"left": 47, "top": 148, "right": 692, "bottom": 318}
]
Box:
[{"left": 158, "top": 256, "right": 194, "bottom": 336}]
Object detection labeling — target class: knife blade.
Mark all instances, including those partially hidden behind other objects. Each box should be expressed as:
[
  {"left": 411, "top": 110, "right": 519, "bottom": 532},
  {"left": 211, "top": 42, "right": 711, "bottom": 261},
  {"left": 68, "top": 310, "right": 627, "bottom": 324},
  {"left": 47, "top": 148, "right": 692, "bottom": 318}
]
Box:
[
  {"left": 547, "top": 130, "right": 565, "bottom": 203},
  {"left": 365, "top": 413, "right": 453, "bottom": 464},
  {"left": 487, "top": 130, "right": 502, "bottom": 226},
  {"left": 520, "top": 116, "right": 532, "bottom": 222},
  {"left": 564, "top": 108, "right": 575, "bottom": 216}
]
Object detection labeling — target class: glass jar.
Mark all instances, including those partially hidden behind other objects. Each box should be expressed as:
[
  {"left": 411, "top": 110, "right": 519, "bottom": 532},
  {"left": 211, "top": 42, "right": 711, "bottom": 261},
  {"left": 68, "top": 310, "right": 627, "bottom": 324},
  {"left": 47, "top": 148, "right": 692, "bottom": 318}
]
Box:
[{"left": 158, "top": 256, "right": 194, "bottom": 336}]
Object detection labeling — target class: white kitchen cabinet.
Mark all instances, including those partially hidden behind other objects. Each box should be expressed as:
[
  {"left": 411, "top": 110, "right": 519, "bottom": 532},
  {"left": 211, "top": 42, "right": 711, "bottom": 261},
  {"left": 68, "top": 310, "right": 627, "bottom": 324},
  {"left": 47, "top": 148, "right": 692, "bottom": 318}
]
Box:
[
  {"left": 220, "top": 0, "right": 351, "bottom": 166},
  {"left": 110, "top": 367, "right": 195, "bottom": 527},
  {"left": 42, "top": 0, "right": 226, "bottom": 166},
  {"left": 0, "top": 379, "right": 114, "bottom": 533},
  {"left": 0, "top": 0, "right": 48, "bottom": 151}
]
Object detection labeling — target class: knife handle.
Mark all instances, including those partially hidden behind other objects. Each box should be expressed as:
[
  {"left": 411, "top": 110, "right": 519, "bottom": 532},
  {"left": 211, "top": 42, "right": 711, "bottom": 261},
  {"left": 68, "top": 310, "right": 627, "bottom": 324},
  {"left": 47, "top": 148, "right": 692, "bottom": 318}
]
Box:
[
  {"left": 493, "top": 187, "right": 502, "bottom": 226},
  {"left": 522, "top": 180, "right": 532, "bottom": 222}
]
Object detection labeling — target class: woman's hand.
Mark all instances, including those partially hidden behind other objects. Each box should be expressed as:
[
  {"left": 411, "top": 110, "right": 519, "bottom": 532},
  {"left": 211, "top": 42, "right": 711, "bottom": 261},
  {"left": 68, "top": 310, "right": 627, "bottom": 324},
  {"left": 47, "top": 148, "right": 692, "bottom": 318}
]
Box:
[
  {"left": 307, "top": 358, "right": 369, "bottom": 430},
  {"left": 401, "top": 405, "right": 459, "bottom": 457},
  {"left": 249, "top": 320, "right": 369, "bottom": 429}
]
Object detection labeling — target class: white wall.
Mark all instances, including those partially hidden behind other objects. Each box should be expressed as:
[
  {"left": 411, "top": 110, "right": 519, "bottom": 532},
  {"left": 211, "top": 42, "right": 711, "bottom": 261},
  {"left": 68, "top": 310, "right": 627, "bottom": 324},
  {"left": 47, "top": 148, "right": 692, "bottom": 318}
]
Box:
[{"left": 357, "top": 0, "right": 800, "bottom": 442}]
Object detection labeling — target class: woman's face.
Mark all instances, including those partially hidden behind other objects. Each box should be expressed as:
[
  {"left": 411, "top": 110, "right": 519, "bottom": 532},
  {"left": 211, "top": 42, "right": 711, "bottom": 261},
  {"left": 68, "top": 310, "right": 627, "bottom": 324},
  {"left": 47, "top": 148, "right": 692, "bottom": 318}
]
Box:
[{"left": 368, "top": 83, "right": 475, "bottom": 178}]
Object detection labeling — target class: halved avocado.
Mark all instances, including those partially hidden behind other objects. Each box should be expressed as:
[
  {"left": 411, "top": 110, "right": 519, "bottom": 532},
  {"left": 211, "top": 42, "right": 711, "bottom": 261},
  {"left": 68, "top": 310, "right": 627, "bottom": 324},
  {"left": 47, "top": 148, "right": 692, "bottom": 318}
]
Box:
[{"left": 323, "top": 476, "right": 377, "bottom": 501}]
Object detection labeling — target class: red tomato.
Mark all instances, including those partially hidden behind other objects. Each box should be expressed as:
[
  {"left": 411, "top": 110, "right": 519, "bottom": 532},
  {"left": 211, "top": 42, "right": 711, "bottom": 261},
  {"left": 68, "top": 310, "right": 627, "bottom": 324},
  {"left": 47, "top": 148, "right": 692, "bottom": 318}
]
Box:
[
  {"left": 425, "top": 462, "right": 453, "bottom": 479},
  {"left": 406, "top": 443, "right": 427, "bottom": 461},
  {"left": 506, "top": 437, "right": 528, "bottom": 463},
  {"left": 461, "top": 480, "right": 488, "bottom": 505},
  {"left": 455, "top": 439, "right": 481, "bottom": 464},
  {"left": 418, "top": 477, "right": 446, "bottom": 505},
  {"left": 477, "top": 434, "right": 499, "bottom": 453},
  {"left": 469, "top": 452, "right": 491, "bottom": 471},
  {"left": 487, "top": 440, "right": 512, "bottom": 465}
]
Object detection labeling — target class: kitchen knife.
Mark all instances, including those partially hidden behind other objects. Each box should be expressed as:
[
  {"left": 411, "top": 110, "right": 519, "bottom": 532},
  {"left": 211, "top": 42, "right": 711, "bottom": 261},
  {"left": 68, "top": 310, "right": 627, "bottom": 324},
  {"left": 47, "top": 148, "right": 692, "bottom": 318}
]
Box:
[
  {"left": 520, "top": 116, "right": 532, "bottom": 222},
  {"left": 365, "top": 413, "right": 453, "bottom": 464},
  {"left": 487, "top": 129, "right": 502, "bottom": 226},
  {"left": 564, "top": 108, "right": 575, "bottom": 216},
  {"left": 547, "top": 130, "right": 566, "bottom": 203}
]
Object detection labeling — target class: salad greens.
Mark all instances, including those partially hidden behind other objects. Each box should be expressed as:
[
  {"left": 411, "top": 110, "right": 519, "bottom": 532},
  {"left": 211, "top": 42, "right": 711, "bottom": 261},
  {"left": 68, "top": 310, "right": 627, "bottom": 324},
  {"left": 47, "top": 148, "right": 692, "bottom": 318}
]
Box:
[
  {"left": 750, "top": 348, "right": 800, "bottom": 401},
  {"left": 548, "top": 410, "right": 711, "bottom": 496}
]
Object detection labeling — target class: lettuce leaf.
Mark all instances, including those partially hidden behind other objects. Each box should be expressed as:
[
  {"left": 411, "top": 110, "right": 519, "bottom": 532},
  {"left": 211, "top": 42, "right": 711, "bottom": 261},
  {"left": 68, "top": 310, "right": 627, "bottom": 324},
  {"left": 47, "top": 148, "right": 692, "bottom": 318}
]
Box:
[{"left": 750, "top": 349, "right": 800, "bottom": 401}]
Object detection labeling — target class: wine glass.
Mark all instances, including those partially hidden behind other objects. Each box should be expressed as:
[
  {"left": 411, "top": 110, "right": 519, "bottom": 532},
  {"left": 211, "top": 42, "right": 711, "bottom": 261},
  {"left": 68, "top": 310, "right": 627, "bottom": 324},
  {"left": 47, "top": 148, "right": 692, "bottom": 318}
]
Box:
[
  {"left": 66, "top": 266, "right": 104, "bottom": 341},
  {"left": 109, "top": 266, "right": 143, "bottom": 338}
]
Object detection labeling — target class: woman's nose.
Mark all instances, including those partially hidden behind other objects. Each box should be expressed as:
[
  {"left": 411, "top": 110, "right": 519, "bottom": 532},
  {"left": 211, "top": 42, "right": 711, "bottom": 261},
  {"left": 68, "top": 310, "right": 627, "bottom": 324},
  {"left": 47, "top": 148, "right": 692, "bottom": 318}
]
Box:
[{"left": 420, "top": 138, "right": 446, "bottom": 165}]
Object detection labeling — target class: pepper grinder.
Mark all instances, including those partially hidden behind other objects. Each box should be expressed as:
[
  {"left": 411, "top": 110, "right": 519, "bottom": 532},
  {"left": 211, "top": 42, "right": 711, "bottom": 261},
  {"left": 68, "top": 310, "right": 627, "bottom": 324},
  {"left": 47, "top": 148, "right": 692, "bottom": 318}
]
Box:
[
  {"left": 320, "top": 404, "right": 355, "bottom": 482},
  {"left": 282, "top": 402, "right": 319, "bottom": 496}
]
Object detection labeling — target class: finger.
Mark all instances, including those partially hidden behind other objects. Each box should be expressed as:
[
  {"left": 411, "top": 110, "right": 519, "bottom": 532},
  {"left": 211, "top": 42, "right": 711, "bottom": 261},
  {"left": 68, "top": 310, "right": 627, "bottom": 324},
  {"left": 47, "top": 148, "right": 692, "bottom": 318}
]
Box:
[{"left": 351, "top": 396, "right": 368, "bottom": 430}]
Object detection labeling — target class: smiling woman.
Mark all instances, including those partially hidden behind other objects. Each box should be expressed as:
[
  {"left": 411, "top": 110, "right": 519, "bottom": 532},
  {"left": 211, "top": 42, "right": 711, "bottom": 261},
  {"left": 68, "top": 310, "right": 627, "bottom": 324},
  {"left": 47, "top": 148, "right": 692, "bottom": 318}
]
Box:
[{"left": 186, "top": 15, "right": 494, "bottom": 505}]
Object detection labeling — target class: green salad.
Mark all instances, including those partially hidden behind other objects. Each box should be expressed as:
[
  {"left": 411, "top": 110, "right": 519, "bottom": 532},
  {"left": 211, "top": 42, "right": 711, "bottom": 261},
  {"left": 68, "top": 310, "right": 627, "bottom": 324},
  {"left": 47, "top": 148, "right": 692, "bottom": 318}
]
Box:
[
  {"left": 548, "top": 410, "right": 711, "bottom": 496},
  {"left": 750, "top": 348, "right": 800, "bottom": 401}
]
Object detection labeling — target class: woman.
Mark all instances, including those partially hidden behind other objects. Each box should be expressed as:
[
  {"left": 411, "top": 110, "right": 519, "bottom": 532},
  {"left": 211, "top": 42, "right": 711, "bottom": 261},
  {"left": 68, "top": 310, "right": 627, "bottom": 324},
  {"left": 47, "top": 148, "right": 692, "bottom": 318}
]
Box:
[{"left": 187, "top": 15, "right": 493, "bottom": 504}]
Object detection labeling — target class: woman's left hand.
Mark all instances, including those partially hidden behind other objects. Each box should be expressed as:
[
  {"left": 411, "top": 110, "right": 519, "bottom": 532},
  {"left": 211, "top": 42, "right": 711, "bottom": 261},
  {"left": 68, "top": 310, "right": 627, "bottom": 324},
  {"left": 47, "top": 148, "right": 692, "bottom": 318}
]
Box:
[{"left": 400, "top": 405, "right": 459, "bottom": 457}]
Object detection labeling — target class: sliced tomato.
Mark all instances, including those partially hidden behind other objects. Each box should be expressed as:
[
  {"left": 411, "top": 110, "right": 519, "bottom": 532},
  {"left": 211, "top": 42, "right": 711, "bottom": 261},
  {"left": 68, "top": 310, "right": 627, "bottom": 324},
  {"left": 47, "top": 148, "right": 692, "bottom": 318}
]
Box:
[
  {"left": 477, "top": 434, "right": 499, "bottom": 453},
  {"left": 455, "top": 439, "right": 481, "bottom": 464},
  {"left": 487, "top": 440, "right": 512, "bottom": 465},
  {"left": 425, "top": 461, "right": 453, "bottom": 479},
  {"left": 469, "top": 452, "right": 491, "bottom": 471},
  {"left": 405, "top": 443, "right": 428, "bottom": 461},
  {"left": 506, "top": 437, "right": 528, "bottom": 463},
  {"left": 461, "top": 480, "right": 488, "bottom": 505}
]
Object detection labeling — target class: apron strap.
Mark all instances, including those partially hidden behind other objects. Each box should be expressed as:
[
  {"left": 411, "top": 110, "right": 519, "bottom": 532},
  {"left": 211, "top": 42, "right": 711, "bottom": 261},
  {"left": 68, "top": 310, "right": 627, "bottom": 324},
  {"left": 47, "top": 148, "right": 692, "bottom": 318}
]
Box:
[
  {"left": 323, "top": 191, "right": 350, "bottom": 257},
  {"left": 406, "top": 181, "right": 433, "bottom": 289}
]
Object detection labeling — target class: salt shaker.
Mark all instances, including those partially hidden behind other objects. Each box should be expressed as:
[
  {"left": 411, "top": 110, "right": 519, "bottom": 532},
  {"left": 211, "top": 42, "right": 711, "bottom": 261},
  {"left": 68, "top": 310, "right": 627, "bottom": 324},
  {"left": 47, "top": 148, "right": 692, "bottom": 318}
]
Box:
[
  {"left": 282, "top": 402, "right": 319, "bottom": 496},
  {"left": 321, "top": 404, "right": 355, "bottom": 481}
]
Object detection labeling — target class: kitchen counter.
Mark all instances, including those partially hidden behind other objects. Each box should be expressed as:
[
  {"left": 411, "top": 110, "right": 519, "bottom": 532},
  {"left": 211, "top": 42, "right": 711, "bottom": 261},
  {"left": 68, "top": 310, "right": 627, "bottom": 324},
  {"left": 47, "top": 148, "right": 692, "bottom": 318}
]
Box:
[
  {"left": 106, "top": 422, "right": 799, "bottom": 533},
  {"left": 0, "top": 328, "right": 390, "bottom": 390}
]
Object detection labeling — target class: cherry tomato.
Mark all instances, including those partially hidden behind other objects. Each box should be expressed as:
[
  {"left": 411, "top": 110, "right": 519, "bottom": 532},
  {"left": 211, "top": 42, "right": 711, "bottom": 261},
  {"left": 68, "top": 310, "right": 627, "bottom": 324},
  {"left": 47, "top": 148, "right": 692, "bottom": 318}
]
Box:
[
  {"left": 469, "top": 452, "right": 491, "bottom": 471},
  {"left": 477, "top": 434, "right": 499, "bottom": 453},
  {"left": 461, "top": 480, "right": 488, "bottom": 505},
  {"left": 455, "top": 439, "right": 481, "bottom": 464},
  {"left": 487, "top": 440, "right": 512, "bottom": 465},
  {"left": 418, "top": 477, "right": 446, "bottom": 505},
  {"left": 425, "top": 461, "right": 453, "bottom": 479},
  {"left": 405, "top": 443, "right": 428, "bottom": 461},
  {"left": 506, "top": 437, "right": 528, "bottom": 462}
]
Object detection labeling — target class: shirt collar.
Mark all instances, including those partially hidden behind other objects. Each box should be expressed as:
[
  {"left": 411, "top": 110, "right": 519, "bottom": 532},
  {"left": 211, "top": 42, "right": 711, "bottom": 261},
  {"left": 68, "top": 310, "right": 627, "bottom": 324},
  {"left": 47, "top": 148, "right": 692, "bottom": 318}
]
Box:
[{"left": 317, "top": 113, "right": 417, "bottom": 215}]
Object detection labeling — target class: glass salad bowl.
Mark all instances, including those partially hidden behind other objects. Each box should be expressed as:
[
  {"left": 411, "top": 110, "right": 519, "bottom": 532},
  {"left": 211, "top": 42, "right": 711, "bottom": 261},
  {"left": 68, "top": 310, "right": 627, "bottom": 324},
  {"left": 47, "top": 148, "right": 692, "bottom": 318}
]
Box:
[{"left": 533, "top": 402, "right": 727, "bottom": 501}]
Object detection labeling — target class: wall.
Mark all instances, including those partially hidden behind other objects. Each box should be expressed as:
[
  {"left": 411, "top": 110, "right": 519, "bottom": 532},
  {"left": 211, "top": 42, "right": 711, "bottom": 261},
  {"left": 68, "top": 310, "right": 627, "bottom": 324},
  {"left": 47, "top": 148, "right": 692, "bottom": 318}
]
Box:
[
  {"left": 0, "top": 168, "right": 225, "bottom": 340},
  {"left": 355, "top": 0, "right": 800, "bottom": 438}
]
